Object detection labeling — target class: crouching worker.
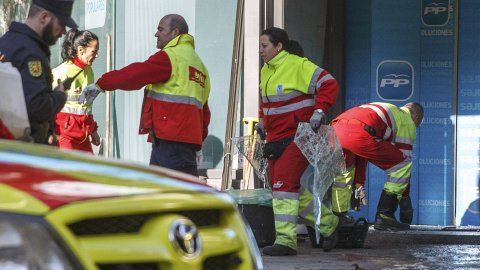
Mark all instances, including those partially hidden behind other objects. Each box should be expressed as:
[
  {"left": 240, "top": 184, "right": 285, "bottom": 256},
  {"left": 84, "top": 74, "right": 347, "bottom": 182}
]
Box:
[{"left": 330, "top": 102, "right": 423, "bottom": 230}]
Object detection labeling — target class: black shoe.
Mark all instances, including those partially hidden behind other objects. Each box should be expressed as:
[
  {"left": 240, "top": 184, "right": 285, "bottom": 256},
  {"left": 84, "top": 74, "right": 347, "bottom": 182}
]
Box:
[
  {"left": 322, "top": 218, "right": 342, "bottom": 252},
  {"left": 374, "top": 213, "right": 410, "bottom": 231},
  {"left": 333, "top": 211, "right": 355, "bottom": 226},
  {"left": 262, "top": 244, "right": 297, "bottom": 256}
]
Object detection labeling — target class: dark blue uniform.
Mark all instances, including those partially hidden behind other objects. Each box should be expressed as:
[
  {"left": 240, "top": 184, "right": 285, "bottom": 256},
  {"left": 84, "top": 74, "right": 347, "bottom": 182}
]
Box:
[{"left": 0, "top": 22, "right": 66, "bottom": 143}]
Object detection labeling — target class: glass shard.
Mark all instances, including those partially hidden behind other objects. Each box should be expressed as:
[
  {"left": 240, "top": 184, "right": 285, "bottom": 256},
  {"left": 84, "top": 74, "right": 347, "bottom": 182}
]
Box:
[
  {"left": 231, "top": 134, "right": 270, "bottom": 188},
  {"left": 294, "top": 123, "right": 346, "bottom": 243}
]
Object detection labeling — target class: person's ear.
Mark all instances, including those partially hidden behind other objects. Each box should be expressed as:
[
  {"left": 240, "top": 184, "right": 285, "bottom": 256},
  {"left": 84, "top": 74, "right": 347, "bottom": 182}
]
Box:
[
  {"left": 172, "top": 28, "right": 180, "bottom": 37},
  {"left": 77, "top": 46, "right": 85, "bottom": 57},
  {"left": 39, "top": 11, "right": 51, "bottom": 25},
  {"left": 276, "top": 42, "right": 283, "bottom": 52}
]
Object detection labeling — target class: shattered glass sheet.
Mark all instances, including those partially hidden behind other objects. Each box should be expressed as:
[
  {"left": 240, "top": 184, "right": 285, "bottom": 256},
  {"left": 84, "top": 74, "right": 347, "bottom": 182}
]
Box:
[
  {"left": 295, "top": 123, "right": 346, "bottom": 244},
  {"left": 231, "top": 134, "right": 270, "bottom": 188}
]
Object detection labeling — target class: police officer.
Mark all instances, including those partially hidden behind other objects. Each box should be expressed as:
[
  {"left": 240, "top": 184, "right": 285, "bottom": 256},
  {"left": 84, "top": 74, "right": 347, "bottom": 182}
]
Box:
[{"left": 0, "top": 0, "right": 78, "bottom": 144}]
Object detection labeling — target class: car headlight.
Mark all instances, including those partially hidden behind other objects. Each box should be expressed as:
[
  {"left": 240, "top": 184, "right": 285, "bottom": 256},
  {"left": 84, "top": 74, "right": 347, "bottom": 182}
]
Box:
[{"left": 0, "top": 213, "right": 82, "bottom": 270}]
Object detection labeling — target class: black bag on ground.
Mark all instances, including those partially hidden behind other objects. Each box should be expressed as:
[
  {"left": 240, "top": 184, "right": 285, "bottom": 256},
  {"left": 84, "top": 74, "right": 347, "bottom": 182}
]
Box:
[
  {"left": 263, "top": 135, "right": 295, "bottom": 160},
  {"left": 307, "top": 217, "right": 369, "bottom": 249}
]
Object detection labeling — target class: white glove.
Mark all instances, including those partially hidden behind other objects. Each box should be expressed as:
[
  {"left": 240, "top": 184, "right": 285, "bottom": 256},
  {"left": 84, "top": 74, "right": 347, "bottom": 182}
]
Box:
[
  {"left": 351, "top": 186, "right": 368, "bottom": 211},
  {"left": 196, "top": 149, "right": 203, "bottom": 165},
  {"left": 309, "top": 109, "right": 325, "bottom": 132},
  {"left": 79, "top": 83, "right": 102, "bottom": 106}
]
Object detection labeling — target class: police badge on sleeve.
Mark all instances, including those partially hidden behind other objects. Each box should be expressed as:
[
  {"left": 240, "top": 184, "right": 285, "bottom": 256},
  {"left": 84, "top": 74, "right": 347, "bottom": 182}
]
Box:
[{"left": 28, "top": 61, "right": 42, "bottom": 77}]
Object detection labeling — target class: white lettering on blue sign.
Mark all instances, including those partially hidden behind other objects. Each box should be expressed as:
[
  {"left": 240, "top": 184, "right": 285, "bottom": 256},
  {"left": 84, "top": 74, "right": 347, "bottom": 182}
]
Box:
[{"left": 419, "top": 199, "right": 451, "bottom": 207}]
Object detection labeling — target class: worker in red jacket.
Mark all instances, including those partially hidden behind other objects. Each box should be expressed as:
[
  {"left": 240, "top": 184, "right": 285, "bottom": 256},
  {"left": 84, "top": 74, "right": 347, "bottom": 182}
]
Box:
[
  {"left": 331, "top": 102, "right": 424, "bottom": 231},
  {"left": 82, "top": 14, "right": 210, "bottom": 176}
]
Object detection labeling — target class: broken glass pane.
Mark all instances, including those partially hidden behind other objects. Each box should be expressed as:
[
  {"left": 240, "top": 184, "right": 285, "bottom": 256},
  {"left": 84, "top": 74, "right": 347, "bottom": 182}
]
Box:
[
  {"left": 231, "top": 134, "right": 270, "bottom": 188},
  {"left": 294, "top": 123, "right": 346, "bottom": 244}
]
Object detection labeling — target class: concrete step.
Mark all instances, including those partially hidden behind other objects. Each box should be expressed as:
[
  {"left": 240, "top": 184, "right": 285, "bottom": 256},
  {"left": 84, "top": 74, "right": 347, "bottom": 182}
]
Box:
[
  {"left": 365, "top": 225, "right": 480, "bottom": 245},
  {"left": 198, "top": 168, "right": 244, "bottom": 190}
]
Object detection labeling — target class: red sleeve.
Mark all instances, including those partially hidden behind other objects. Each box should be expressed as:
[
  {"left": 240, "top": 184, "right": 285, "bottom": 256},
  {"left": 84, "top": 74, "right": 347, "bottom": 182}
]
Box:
[
  {"left": 354, "top": 157, "right": 368, "bottom": 186},
  {"left": 259, "top": 99, "right": 264, "bottom": 119},
  {"left": 314, "top": 69, "right": 339, "bottom": 112},
  {"left": 0, "top": 119, "right": 15, "bottom": 140},
  {"left": 202, "top": 101, "right": 211, "bottom": 142},
  {"left": 97, "top": 51, "right": 172, "bottom": 91}
]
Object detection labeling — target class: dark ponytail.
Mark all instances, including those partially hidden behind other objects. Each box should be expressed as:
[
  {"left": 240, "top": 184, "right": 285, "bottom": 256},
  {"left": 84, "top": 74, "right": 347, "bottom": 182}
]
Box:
[
  {"left": 287, "top": 40, "right": 304, "bottom": 57},
  {"left": 261, "top": 27, "right": 304, "bottom": 57},
  {"left": 61, "top": 29, "right": 99, "bottom": 61}
]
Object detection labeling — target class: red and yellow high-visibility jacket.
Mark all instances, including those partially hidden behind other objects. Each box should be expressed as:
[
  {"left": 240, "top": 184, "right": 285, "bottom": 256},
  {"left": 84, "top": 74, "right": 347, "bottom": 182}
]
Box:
[
  {"left": 96, "top": 34, "right": 210, "bottom": 147},
  {"left": 53, "top": 59, "right": 98, "bottom": 145},
  {"left": 259, "top": 51, "right": 339, "bottom": 141}
]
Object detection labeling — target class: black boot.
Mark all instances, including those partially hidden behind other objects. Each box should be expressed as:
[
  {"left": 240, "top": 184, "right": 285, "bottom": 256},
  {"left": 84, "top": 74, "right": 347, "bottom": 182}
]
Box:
[
  {"left": 322, "top": 216, "right": 342, "bottom": 252},
  {"left": 333, "top": 211, "right": 355, "bottom": 226},
  {"left": 262, "top": 244, "right": 297, "bottom": 256},
  {"left": 374, "top": 190, "right": 410, "bottom": 231}
]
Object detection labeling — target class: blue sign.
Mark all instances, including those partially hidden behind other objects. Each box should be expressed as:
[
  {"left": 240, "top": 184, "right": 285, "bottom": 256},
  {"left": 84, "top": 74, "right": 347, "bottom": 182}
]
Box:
[
  {"left": 421, "top": 0, "right": 450, "bottom": 26},
  {"left": 376, "top": 61, "right": 414, "bottom": 101}
]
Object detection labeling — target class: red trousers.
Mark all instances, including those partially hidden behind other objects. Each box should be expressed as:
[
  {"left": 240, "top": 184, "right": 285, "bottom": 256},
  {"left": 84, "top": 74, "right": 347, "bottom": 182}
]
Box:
[
  {"left": 268, "top": 142, "right": 310, "bottom": 193},
  {"left": 58, "top": 136, "right": 93, "bottom": 154},
  {"left": 333, "top": 122, "right": 410, "bottom": 196}
]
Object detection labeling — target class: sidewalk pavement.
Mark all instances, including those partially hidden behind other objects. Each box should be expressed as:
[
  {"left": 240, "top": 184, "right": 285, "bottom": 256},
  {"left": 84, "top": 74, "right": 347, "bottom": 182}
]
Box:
[{"left": 261, "top": 225, "right": 480, "bottom": 270}]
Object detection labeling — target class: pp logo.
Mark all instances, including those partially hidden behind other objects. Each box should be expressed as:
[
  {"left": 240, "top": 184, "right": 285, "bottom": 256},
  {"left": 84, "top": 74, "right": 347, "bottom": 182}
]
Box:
[
  {"left": 376, "top": 60, "right": 414, "bottom": 101},
  {"left": 421, "top": 0, "right": 450, "bottom": 26}
]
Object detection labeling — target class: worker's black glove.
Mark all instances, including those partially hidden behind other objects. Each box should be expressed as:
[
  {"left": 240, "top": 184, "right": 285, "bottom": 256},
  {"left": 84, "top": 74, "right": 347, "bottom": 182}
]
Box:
[
  {"left": 254, "top": 119, "right": 266, "bottom": 140},
  {"left": 309, "top": 109, "right": 325, "bottom": 132},
  {"left": 351, "top": 186, "right": 367, "bottom": 211},
  {"left": 399, "top": 196, "right": 413, "bottom": 224}
]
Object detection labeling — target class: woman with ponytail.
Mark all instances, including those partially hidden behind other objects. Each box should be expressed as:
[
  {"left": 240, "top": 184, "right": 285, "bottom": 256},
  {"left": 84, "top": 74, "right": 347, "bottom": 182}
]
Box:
[
  {"left": 53, "top": 29, "right": 100, "bottom": 153},
  {"left": 255, "top": 27, "right": 341, "bottom": 255}
]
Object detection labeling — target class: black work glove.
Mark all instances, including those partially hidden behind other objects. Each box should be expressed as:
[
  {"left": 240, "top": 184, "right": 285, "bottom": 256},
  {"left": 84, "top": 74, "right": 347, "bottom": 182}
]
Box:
[
  {"left": 254, "top": 119, "right": 266, "bottom": 140},
  {"left": 399, "top": 196, "right": 413, "bottom": 224}
]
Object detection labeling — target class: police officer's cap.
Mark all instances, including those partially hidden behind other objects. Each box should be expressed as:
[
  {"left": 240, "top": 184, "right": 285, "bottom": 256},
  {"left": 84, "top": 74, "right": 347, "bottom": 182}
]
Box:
[{"left": 32, "top": 0, "right": 78, "bottom": 29}]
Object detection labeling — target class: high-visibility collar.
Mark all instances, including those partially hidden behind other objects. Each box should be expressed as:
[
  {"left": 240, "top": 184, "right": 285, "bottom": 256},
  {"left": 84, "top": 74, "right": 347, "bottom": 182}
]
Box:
[
  {"left": 146, "top": 34, "right": 209, "bottom": 109},
  {"left": 266, "top": 50, "right": 289, "bottom": 67},
  {"left": 163, "top": 34, "right": 195, "bottom": 50}
]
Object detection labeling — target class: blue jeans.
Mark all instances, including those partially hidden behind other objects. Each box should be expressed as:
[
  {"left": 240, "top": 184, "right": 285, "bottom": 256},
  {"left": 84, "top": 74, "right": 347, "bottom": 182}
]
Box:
[{"left": 150, "top": 139, "right": 199, "bottom": 177}]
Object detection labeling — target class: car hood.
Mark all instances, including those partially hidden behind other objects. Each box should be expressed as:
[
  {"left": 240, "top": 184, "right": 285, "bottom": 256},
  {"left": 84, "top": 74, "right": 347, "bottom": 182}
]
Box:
[{"left": 0, "top": 140, "right": 216, "bottom": 214}]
